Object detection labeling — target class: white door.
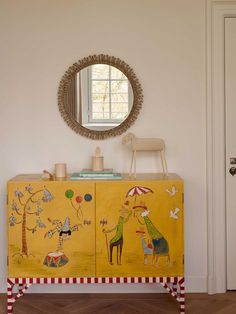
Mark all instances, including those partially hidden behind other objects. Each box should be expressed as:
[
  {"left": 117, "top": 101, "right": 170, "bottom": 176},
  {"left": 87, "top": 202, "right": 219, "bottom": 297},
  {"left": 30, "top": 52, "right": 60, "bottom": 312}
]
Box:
[{"left": 225, "top": 17, "right": 236, "bottom": 290}]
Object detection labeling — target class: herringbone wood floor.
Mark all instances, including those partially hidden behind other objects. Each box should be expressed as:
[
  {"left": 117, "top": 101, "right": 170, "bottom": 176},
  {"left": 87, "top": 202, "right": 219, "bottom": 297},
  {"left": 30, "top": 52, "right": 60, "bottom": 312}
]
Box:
[{"left": 1, "top": 292, "right": 236, "bottom": 314}]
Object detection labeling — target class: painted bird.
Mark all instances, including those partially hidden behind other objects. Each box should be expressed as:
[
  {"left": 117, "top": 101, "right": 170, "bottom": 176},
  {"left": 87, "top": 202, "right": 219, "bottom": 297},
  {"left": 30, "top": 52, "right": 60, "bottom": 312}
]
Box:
[
  {"left": 169, "top": 208, "right": 180, "bottom": 219},
  {"left": 166, "top": 186, "right": 178, "bottom": 197}
]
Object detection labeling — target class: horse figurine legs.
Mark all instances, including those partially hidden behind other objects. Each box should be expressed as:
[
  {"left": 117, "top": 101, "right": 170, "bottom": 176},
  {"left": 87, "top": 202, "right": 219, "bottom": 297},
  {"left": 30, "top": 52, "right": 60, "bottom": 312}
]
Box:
[
  {"left": 129, "top": 151, "right": 134, "bottom": 177},
  {"left": 130, "top": 149, "right": 168, "bottom": 177},
  {"left": 129, "top": 151, "right": 137, "bottom": 178},
  {"left": 161, "top": 150, "right": 168, "bottom": 176},
  {"left": 160, "top": 151, "right": 165, "bottom": 174}
]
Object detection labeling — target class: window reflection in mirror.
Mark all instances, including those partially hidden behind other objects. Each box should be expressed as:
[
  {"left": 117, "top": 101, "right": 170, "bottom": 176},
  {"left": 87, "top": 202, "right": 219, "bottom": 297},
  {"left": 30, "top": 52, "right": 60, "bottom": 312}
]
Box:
[{"left": 68, "top": 64, "right": 134, "bottom": 131}]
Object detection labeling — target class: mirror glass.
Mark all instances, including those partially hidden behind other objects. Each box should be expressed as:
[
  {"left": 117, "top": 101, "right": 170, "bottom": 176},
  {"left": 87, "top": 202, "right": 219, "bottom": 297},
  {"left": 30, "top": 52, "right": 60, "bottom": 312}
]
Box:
[{"left": 65, "top": 64, "right": 133, "bottom": 131}]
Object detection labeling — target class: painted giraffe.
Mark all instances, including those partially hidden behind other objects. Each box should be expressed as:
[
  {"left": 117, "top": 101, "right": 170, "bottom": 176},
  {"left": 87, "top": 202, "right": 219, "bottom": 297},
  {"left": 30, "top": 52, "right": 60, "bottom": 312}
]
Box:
[{"left": 134, "top": 205, "right": 170, "bottom": 265}]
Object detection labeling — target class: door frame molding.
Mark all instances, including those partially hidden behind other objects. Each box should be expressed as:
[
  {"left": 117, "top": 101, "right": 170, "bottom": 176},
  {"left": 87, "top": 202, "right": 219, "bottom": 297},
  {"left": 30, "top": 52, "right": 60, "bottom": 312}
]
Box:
[{"left": 207, "top": 0, "right": 236, "bottom": 294}]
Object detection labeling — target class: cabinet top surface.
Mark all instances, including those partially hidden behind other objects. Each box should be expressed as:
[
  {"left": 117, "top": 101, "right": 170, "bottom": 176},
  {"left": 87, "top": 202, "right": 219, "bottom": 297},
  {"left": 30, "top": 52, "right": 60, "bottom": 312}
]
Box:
[{"left": 8, "top": 173, "right": 183, "bottom": 182}]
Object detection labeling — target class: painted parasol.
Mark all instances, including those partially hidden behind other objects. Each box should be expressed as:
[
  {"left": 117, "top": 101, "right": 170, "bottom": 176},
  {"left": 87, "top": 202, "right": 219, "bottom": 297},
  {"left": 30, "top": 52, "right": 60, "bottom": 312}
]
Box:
[
  {"left": 126, "top": 186, "right": 154, "bottom": 214},
  {"left": 126, "top": 186, "right": 153, "bottom": 197}
]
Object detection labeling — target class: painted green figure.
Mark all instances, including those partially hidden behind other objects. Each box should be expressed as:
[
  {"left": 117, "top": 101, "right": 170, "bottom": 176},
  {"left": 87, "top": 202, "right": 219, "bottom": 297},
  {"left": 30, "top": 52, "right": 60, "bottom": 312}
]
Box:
[
  {"left": 143, "top": 215, "right": 163, "bottom": 240},
  {"left": 104, "top": 207, "right": 131, "bottom": 265},
  {"left": 134, "top": 205, "right": 170, "bottom": 265},
  {"left": 142, "top": 210, "right": 169, "bottom": 264}
]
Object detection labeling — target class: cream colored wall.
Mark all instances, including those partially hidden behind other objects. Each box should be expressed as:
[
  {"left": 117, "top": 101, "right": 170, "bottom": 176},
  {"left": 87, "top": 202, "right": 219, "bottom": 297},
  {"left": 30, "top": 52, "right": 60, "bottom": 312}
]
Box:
[{"left": 0, "top": 0, "right": 206, "bottom": 292}]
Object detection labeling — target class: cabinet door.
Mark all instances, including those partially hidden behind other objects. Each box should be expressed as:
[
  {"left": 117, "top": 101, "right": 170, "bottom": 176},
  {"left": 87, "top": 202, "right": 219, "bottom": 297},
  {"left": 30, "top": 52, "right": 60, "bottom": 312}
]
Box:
[
  {"left": 96, "top": 180, "right": 184, "bottom": 277},
  {"left": 8, "top": 181, "right": 95, "bottom": 278}
]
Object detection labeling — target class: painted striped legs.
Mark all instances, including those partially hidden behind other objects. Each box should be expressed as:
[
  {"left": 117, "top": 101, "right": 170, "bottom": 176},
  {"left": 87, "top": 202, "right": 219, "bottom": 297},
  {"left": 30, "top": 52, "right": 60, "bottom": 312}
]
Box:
[
  {"left": 7, "top": 279, "right": 32, "bottom": 313},
  {"left": 178, "top": 277, "right": 185, "bottom": 313},
  {"left": 7, "top": 276, "right": 184, "bottom": 313},
  {"left": 7, "top": 279, "right": 14, "bottom": 314},
  {"left": 160, "top": 277, "right": 185, "bottom": 314}
]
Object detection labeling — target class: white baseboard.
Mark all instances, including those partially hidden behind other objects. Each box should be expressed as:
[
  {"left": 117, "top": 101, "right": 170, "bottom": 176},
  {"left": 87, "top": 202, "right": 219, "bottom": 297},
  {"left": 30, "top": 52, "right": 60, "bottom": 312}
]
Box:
[
  {"left": 185, "top": 276, "right": 207, "bottom": 293},
  {"left": 0, "top": 276, "right": 207, "bottom": 293}
]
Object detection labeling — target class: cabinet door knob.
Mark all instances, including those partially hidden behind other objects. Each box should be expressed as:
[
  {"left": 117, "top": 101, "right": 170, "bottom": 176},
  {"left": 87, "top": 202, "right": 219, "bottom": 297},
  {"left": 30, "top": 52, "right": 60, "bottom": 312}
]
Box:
[{"left": 229, "top": 167, "right": 236, "bottom": 176}]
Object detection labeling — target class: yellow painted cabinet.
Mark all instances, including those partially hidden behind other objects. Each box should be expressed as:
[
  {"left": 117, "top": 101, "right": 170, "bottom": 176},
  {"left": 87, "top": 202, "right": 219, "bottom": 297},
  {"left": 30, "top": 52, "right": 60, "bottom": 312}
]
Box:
[{"left": 7, "top": 175, "right": 184, "bottom": 279}]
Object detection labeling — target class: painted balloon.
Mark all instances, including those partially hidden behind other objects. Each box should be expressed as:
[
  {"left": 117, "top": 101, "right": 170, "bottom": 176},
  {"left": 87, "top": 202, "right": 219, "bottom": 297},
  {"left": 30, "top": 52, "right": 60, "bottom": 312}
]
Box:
[
  {"left": 65, "top": 189, "right": 74, "bottom": 199},
  {"left": 76, "top": 196, "right": 83, "bottom": 203},
  {"left": 84, "top": 194, "right": 92, "bottom": 202}
]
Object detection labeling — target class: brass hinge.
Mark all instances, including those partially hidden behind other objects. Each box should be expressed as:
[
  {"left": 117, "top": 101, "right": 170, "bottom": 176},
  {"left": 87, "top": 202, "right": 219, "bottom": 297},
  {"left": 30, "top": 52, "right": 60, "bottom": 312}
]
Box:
[
  {"left": 6, "top": 194, "right": 8, "bottom": 205},
  {"left": 7, "top": 256, "right": 9, "bottom": 266},
  {"left": 182, "top": 193, "right": 184, "bottom": 204}
]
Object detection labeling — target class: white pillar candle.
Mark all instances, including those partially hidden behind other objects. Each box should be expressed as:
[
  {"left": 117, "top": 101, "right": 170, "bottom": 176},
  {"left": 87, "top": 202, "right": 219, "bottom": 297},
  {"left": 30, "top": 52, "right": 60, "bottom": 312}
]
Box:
[
  {"left": 55, "top": 163, "right": 67, "bottom": 178},
  {"left": 92, "top": 156, "right": 104, "bottom": 171}
]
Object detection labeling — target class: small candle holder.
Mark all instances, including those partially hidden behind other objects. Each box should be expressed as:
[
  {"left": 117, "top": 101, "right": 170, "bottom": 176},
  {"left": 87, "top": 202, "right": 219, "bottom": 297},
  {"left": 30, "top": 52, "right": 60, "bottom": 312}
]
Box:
[
  {"left": 92, "top": 147, "right": 104, "bottom": 171},
  {"left": 55, "top": 163, "right": 67, "bottom": 179}
]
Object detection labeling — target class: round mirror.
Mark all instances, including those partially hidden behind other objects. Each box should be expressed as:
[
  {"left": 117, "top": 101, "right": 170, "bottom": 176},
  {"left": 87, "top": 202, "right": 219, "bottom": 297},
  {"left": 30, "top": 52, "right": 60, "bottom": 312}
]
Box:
[{"left": 58, "top": 55, "right": 143, "bottom": 140}]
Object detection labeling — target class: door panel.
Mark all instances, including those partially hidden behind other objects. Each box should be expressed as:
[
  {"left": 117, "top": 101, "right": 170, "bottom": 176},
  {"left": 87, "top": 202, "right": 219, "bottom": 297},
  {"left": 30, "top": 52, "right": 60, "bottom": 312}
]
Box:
[
  {"left": 225, "top": 17, "right": 236, "bottom": 290},
  {"left": 96, "top": 180, "right": 184, "bottom": 277},
  {"left": 8, "top": 181, "right": 95, "bottom": 278}
]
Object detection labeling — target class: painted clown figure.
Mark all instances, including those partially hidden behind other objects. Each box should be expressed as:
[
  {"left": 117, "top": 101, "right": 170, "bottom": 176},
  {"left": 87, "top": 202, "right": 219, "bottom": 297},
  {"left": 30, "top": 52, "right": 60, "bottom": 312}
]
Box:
[
  {"left": 134, "top": 205, "right": 170, "bottom": 265},
  {"left": 43, "top": 217, "right": 81, "bottom": 267}
]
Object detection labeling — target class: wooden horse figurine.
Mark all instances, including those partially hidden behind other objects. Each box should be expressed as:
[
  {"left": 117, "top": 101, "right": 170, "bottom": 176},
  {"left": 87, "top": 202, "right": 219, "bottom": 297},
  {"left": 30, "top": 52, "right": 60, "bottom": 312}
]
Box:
[{"left": 122, "top": 132, "right": 168, "bottom": 178}]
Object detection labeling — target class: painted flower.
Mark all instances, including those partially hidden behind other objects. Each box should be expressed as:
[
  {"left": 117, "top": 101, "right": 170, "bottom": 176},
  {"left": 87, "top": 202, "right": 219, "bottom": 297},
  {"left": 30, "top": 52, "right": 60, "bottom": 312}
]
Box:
[
  {"left": 36, "top": 206, "right": 43, "bottom": 216},
  {"left": 42, "top": 189, "right": 54, "bottom": 203},
  {"left": 15, "top": 189, "right": 23, "bottom": 198},
  {"left": 11, "top": 201, "right": 19, "bottom": 212},
  {"left": 36, "top": 218, "right": 46, "bottom": 228},
  {"left": 9, "top": 214, "right": 16, "bottom": 226},
  {"left": 25, "top": 185, "right": 33, "bottom": 192}
]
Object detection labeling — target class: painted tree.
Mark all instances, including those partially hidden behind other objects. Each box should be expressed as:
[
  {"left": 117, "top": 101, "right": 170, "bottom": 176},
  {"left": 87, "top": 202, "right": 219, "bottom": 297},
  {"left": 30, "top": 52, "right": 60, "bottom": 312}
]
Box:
[{"left": 9, "top": 184, "right": 54, "bottom": 257}]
